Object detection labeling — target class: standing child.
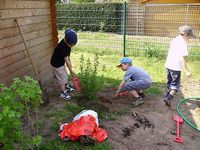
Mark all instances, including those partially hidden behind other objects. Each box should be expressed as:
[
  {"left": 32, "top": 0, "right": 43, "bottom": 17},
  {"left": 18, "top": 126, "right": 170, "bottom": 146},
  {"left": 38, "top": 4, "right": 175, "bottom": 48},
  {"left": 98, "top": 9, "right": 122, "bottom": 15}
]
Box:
[
  {"left": 116, "top": 57, "right": 152, "bottom": 107},
  {"left": 50, "top": 29, "right": 77, "bottom": 100},
  {"left": 164, "top": 25, "right": 195, "bottom": 107}
]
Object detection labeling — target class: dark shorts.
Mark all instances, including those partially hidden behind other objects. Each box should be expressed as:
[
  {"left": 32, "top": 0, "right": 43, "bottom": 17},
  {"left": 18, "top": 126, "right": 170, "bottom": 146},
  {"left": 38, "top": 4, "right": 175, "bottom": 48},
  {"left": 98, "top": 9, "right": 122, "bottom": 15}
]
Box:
[{"left": 166, "top": 68, "right": 181, "bottom": 91}]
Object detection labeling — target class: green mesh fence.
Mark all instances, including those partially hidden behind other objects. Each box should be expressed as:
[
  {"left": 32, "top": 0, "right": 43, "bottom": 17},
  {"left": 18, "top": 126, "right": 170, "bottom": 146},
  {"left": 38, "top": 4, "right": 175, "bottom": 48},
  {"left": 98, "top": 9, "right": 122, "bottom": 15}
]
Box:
[
  {"left": 56, "top": 2, "right": 200, "bottom": 57},
  {"left": 56, "top": 3, "right": 124, "bottom": 55}
]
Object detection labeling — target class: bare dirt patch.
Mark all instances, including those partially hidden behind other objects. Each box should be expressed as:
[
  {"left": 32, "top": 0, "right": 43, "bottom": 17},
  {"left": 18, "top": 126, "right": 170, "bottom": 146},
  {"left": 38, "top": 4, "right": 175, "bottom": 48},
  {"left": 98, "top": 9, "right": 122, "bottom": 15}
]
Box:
[
  {"left": 22, "top": 79, "right": 200, "bottom": 149},
  {"left": 97, "top": 83, "right": 200, "bottom": 150}
]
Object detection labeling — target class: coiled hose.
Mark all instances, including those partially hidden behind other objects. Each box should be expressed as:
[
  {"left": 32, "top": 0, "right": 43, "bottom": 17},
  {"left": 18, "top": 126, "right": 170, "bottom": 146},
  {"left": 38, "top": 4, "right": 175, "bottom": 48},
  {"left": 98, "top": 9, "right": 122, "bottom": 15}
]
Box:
[{"left": 176, "top": 97, "right": 200, "bottom": 131}]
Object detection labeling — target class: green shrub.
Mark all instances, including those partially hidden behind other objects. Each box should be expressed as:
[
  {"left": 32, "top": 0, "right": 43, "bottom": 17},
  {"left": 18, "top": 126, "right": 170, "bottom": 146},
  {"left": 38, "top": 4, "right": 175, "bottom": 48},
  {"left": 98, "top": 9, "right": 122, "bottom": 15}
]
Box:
[
  {"left": 78, "top": 54, "right": 103, "bottom": 100},
  {"left": 56, "top": 3, "right": 123, "bottom": 32},
  {"left": 0, "top": 76, "right": 42, "bottom": 149}
]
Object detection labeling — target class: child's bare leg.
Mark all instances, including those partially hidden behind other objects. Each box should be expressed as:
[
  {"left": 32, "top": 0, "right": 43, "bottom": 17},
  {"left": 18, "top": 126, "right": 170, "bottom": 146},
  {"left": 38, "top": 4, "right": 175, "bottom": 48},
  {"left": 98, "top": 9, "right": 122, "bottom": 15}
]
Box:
[
  {"left": 60, "top": 84, "right": 66, "bottom": 92},
  {"left": 169, "top": 89, "right": 176, "bottom": 95},
  {"left": 130, "top": 90, "right": 144, "bottom": 108},
  {"left": 129, "top": 90, "right": 140, "bottom": 98},
  {"left": 136, "top": 90, "right": 143, "bottom": 94},
  {"left": 136, "top": 90, "right": 145, "bottom": 98}
]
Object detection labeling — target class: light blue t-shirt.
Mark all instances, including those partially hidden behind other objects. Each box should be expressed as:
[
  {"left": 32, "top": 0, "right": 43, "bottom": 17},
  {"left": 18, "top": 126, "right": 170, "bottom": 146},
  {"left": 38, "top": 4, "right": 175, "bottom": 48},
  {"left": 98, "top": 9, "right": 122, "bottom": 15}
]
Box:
[{"left": 124, "top": 66, "right": 152, "bottom": 83}]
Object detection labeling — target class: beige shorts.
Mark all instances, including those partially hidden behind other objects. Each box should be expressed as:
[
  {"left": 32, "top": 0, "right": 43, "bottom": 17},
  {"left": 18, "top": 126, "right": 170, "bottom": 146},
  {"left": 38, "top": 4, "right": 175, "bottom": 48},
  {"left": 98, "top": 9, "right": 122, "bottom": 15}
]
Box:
[{"left": 52, "top": 65, "right": 68, "bottom": 85}]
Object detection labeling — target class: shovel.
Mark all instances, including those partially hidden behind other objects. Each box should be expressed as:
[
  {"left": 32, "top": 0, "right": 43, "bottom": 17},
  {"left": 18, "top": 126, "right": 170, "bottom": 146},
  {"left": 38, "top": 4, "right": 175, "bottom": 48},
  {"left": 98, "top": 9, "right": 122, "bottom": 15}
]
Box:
[
  {"left": 173, "top": 115, "right": 184, "bottom": 143},
  {"left": 72, "top": 76, "right": 81, "bottom": 92},
  {"left": 15, "top": 19, "right": 49, "bottom": 104},
  {"left": 115, "top": 91, "right": 129, "bottom": 97}
]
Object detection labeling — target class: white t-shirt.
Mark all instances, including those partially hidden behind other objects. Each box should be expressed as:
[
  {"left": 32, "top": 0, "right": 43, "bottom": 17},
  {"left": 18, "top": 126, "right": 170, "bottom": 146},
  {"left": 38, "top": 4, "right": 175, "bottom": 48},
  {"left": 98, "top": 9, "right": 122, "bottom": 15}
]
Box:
[{"left": 165, "top": 35, "right": 188, "bottom": 71}]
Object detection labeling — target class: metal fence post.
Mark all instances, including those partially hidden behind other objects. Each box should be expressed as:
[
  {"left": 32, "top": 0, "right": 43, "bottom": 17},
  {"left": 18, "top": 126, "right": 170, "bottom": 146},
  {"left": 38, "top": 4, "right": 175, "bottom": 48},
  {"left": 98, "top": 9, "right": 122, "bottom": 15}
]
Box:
[{"left": 123, "top": 0, "right": 127, "bottom": 57}]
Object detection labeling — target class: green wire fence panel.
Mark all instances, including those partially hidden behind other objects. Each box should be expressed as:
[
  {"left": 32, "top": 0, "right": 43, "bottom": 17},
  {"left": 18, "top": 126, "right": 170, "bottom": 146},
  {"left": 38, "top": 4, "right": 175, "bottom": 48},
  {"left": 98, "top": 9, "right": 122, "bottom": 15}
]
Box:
[
  {"left": 56, "top": 3, "right": 124, "bottom": 55},
  {"left": 56, "top": 2, "right": 200, "bottom": 56},
  {"left": 125, "top": 3, "right": 200, "bottom": 56}
]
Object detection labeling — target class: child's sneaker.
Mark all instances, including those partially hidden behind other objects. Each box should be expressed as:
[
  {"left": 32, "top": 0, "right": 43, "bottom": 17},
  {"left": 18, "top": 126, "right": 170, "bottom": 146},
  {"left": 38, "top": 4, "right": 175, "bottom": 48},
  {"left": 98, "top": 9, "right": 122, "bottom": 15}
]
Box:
[
  {"left": 139, "top": 92, "right": 145, "bottom": 98},
  {"left": 60, "top": 91, "right": 71, "bottom": 100},
  {"left": 164, "top": 93, "right": 173, "bottom": 107},
  {"left": 132, "top": 97, "right": 144, "bottom": 108},
  {"left": 65, "top": 84, "right": 75, "bottom": 92}
]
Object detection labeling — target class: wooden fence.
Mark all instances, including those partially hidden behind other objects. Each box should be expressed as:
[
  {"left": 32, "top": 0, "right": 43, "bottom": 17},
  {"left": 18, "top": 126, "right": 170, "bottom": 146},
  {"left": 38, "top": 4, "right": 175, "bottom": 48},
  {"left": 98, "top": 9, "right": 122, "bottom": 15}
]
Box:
[
  {"left": 0, "top": 0, "right": 58, "bottom": 85},
  {"left": 126, "top": 3, "right": 200, "bottom": 38}
]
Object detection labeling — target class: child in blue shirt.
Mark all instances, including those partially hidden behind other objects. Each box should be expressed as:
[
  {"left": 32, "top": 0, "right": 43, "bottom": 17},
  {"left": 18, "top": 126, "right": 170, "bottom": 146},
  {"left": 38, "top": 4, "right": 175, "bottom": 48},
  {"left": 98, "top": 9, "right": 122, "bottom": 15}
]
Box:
[{"left": 116, "top": 57, "right": 152, "bottom": 107}]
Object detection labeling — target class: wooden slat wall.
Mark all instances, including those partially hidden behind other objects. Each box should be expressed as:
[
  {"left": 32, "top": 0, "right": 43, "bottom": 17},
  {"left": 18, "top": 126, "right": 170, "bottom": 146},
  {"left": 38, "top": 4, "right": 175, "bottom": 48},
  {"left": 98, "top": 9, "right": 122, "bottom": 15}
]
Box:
[
  {"left": 0, "top": 0, "right": 58, "bottom": 85},
  {"left": 144, "top": 4, "right": 200, "bottom": 37},
  {"left": 126, "top": 2, "right": 145, "bottom": 35}
]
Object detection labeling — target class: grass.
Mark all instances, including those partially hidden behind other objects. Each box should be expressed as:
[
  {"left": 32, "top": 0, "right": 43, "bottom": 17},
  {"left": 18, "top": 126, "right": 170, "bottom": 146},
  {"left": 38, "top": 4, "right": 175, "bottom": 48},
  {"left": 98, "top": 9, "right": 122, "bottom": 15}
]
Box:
[
  {"left": 38, "top": 139, "right": 110, "bottom": 150},
  {"left": 37, "top": 31, "right": 200, "bottom": 149}
]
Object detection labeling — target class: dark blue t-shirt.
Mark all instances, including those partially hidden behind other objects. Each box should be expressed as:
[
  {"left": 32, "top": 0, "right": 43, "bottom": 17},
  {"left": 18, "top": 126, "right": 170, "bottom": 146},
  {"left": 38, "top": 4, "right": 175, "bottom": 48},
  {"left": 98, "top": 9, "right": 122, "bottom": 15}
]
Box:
[{"left": 50, "top": 39, "right": 71, "bottom": 68}]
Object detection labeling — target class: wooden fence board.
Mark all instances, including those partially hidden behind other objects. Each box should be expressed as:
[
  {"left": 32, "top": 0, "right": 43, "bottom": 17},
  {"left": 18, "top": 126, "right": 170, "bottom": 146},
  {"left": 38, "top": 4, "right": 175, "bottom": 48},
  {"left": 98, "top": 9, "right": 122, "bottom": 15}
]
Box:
[
  {"left": 0, "top": 39, "right": 53, "bottom": 59},
  {"left": 21, "top": 21, "right": 51, "bottom": 33},
  {"left": 0, "top": 43, "right": 25, "bottom": 59},
  {"left": 0, "top": 1, "right": 5, "bottom": 9},
  {"left": 0, "top": 51, "right": 26, "bottom": 69},
  {"left": 4, "top": 0, "right": 50, "bottom": 9},
  {"left": 26, "top": 34, "right": 53, "bottom": 48},
  {"left": 0, "top": 41, "right": 53, "bottom": 70},
  {"left": 0, "top": 35, "right": 23, "bottom": 49},
  {"left": 0, "top": 26, "right": 19, "bottom": 40},
  {"left": 0, "top": 0, "right": 57, "bottom": 85},
  {"left": 23, "top": 28, "right": 52, "bottom": 41},
  {"left": 0, "top": 50, "right": 52, "bottom": 80},
  {"left": 0, "top": 8, "right": 50, "bottom": 19},
  {"left": 0, "top": 22, "right": 51, "bottom": 40},
  {"left": 0, "top": 15, "right": 50, "bottom": 29},
  {"left": 0, "top": 52, "right": 53, "bottom": 85}
]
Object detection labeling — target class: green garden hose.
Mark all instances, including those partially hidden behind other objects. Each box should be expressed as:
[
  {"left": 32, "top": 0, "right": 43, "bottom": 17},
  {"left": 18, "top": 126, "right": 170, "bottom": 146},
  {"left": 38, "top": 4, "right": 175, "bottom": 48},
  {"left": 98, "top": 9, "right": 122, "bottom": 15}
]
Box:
[{"left": 176, "top": 97, "right": 200, "bottom": 131}]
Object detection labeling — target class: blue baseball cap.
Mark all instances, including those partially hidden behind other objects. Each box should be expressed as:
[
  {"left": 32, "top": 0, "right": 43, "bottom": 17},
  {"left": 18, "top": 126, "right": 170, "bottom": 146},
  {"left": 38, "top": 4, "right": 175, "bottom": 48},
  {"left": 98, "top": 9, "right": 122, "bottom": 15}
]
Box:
[
  {"left": 65, "top": 29, "right": 78, "bottom": 45},
  {"left": 117, "top": 57, "right": 132, "bottom": 67}
]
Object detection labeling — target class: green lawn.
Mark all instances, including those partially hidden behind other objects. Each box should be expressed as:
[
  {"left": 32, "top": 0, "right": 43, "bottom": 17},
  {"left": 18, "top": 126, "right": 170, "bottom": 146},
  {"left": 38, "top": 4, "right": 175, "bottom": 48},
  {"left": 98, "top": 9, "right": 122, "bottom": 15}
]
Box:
[{"left": 58, "top": 30, "right": 200, "bottom": 55}]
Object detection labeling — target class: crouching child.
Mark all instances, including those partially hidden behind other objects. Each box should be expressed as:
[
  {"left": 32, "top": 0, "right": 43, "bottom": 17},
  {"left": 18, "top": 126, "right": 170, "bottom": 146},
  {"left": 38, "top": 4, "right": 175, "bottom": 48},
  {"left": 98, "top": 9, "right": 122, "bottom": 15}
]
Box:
[{"left": 116, "top": 57, "right": 152, "bottom": 107}]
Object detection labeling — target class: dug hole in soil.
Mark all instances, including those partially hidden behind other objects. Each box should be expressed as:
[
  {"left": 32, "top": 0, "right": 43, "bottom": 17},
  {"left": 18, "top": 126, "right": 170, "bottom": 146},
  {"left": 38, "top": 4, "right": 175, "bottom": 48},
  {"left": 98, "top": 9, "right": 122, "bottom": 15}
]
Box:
[{"left": 97, "top": 82, "right": 200, "bottom": 150}]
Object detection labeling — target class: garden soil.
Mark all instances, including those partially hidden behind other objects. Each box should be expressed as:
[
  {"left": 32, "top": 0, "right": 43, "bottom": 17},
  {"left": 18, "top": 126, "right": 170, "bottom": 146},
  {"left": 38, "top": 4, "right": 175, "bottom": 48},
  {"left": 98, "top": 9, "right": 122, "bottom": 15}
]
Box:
[
  {"left": 97, "top": 80, "right": 200, "bottom": 150},
  {"left": 25, "top": 79, "right": 200, "bottom": 150}
]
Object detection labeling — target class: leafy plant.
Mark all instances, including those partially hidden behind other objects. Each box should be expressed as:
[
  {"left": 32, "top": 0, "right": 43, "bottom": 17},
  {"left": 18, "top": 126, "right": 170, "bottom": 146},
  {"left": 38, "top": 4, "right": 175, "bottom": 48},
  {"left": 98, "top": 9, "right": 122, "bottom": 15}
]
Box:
[
  {"left": 0, "top": 76, "right": 42, "bottom": 149},
  {"left": 143, "top": 43, "right": 166, "bottom": 59},
  {"left": 79, "top": 54, "right": 103, "bottom": 100}
]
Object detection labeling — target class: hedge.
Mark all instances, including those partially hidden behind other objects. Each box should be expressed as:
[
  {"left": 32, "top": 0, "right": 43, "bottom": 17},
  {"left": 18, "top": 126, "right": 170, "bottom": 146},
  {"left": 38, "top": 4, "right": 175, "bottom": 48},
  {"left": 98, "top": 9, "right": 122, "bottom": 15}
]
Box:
[{"left": 56, "top": 3, "right": 123, "bottom": 33}]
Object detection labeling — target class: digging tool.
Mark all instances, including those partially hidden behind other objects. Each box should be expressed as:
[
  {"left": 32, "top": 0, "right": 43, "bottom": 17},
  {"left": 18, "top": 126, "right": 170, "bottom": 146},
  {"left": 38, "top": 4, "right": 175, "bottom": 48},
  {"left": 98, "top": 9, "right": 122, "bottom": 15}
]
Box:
[
  {"left": 72, "top": 76, "right": 81, "bottom": 92},
  {"left": 115, "top": 91, "right": 129, "bottom": 97},
  {"left": 173, "top": 115, "right": 184, "bottom": 143},
  {"left": 15, "top": 19, "right": 49, "bottom": 104}
]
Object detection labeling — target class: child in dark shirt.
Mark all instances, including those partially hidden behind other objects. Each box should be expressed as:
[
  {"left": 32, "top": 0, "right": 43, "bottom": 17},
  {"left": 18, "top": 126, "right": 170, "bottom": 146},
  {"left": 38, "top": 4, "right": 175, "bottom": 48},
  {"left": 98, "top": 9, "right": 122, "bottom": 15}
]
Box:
[{"left": 50, "top": 29, "right": 77, "bottom": 100}]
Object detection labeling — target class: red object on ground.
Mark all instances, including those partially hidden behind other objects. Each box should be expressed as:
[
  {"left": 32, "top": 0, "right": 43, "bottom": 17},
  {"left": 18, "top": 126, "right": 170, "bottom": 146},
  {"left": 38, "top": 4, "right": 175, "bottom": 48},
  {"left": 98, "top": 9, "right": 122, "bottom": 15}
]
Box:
[
  {"left": 173, "top": 115, "right": 184, "bottom": 143},
  {"left": 72, "top": 76, "right": 81, "bottom": 92},
  {"left": 59, "top": 115, "right": 107, "bottom": 143},
  {"left": 115, "top": 91, "right": 129, "bottom": 97}
]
